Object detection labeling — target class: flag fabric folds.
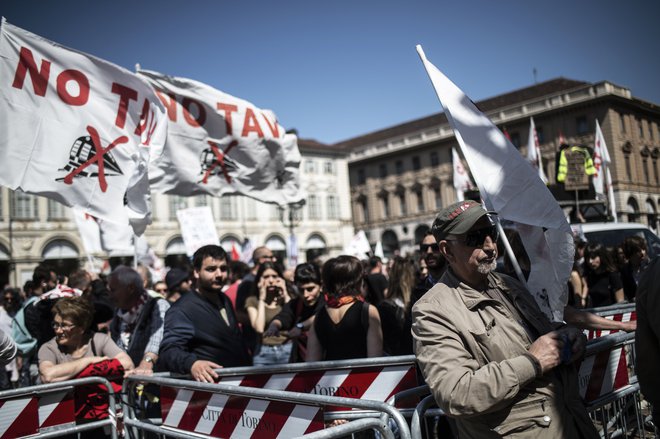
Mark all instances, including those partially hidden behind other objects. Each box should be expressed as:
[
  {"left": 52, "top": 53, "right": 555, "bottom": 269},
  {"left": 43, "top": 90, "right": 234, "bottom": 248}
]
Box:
[
  {"left": 137, "top": 70, "right": 303, "bottom": 206},
  {"left": 452, "top": 147, "right": 473, "bottom": 201},
  {"left": 0, "top": 20, "right": 167, "bottom": 235},
  {"left": 593, "top": 120, "right": 617, "bottom": 222},
  {"left": 526, "top": 117, "right": 548, "bottom": 183},
  {"left": 417, "top": 45, "right": 573, "bottom": 321}
]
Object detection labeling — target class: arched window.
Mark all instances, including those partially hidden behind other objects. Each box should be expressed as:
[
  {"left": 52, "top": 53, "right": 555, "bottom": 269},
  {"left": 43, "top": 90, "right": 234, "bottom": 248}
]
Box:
[
  {"left": 42, "top": 240, "right": 79, "bottom": 259},
  {"left": 646, "top": 199, "right": 657, "bottom": 233},
  {"left": 265, "top": 235, "right": 287, "bottom": 265},
  {"left": 220, "top": 235, "right": 242, "bottom": 255},
  {"left": 627, "top": 197, "right": 640, "bottom": 223},
  {"left": 381, "top": 230, "right": 400, "bottom": 259},
  {"left": 305, "top": 234, "right": 327, "bottom": 262},
  {"left": 42, "top": 239, "right": 80, "bottom": 275}
]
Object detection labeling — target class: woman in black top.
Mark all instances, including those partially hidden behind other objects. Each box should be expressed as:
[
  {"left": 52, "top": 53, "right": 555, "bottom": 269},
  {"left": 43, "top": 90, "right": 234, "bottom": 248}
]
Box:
[
  {"left": 306, "top": 256, "right": 382, "bottom": 361},
  {"left": 582, "top": 243, "right": 625, "bottom": 307}
]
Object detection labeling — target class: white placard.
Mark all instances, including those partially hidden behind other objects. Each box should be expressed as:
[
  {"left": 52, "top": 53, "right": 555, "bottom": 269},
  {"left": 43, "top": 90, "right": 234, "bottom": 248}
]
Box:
[{"left": 176, "top": 206, "right": 220, "bottom": 257}]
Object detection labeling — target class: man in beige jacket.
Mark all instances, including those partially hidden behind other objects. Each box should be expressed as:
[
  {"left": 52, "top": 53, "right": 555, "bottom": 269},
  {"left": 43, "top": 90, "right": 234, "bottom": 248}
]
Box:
[{"left": 412, "top": 200, "right": 597, "bottom": 438}]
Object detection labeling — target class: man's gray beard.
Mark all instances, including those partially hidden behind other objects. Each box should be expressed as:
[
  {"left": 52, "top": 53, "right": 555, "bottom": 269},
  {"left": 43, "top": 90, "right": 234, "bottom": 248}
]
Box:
[{"left": 477, "top": 259, "right": 497, "bottom": 275}]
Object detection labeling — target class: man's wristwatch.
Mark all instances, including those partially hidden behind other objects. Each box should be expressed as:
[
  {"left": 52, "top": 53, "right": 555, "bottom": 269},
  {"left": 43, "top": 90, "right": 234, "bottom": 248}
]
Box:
[
  {"left": 296, "top": 322, "right": 304, "bottom": 330},
  {"left": 143, "top": 356, "right": 155, "bottom": 365}
]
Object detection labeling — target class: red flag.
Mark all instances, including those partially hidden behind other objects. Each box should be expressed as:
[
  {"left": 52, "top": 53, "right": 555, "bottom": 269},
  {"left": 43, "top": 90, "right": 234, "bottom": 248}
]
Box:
[
  {"left": 231, "top": 242, "right": 241, "bottom": 261},
  {"left": 558, "top": 130, "right": 566, "bottom": 146}
]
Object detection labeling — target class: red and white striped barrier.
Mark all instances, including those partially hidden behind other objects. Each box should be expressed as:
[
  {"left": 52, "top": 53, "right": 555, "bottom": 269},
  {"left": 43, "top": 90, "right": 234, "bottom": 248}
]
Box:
[
  {"left": 0, "top": 389, "right": 75, "bottom": 438},
  {"left": 38, "top": 390, "right": 76, "bottom": 432},
  {"left": 0, "top": 396, "right": 38, "bottom": 439},
  {"left": 578, "top": 344, "right": 629, "bottom": 403},
  {"left": 585, "top": 312, "right": 636, "bottom": 340},
  {"left": 160, "top": 363, "right": 418, "bottom": 437}
]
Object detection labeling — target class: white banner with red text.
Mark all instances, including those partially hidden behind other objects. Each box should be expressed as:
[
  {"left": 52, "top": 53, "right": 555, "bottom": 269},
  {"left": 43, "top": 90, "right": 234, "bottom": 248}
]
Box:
[
  {"left": 137, "top": 69, "right": 303, "bottom": 206},
  {"left": 0, "top": 19, "right": 167, "bottom": 235}
]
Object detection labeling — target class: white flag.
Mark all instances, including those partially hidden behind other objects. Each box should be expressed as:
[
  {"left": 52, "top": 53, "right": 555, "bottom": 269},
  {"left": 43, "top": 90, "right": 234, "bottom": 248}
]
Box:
[
  {"left": 526, "top": 117, "right": 548, "bottom": 183},
  {"left": 136, "top": 70, "right": 303, "bottom": 206},
  {"left": 417, "top": 45, "right": 573, "bottom": 321},
  {"left": 593, "top": 120, "right": 617, "bottom": 222},
  {"left": 72, "top": 209, "right": 103, "bottom": 255},
  {"left": 343, "top": 230, "right": 372, "bottom": 259},
  {"left": 452, "top": 147, "right": 473, "bottom": 201},
  {"left": 0, "top": 20, "right": 167, "bottom": 235}
]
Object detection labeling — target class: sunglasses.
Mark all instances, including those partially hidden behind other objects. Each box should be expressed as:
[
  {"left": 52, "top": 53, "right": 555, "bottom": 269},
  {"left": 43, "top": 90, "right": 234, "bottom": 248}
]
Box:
[
  {"left": 449, "top": 226, "right": 499, "bottom": 247},
  {"left": 420, "top": 243, "right": 440, "bottom": 253}
]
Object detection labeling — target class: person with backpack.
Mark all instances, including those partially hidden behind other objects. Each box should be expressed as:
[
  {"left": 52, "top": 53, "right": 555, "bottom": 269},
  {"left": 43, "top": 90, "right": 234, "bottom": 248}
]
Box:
[
  {"left": 14, "top": 265, "right": 57, "bottom": 387},
  {"left": 306, "top": 255, "right": 382, "bottom": 361}
]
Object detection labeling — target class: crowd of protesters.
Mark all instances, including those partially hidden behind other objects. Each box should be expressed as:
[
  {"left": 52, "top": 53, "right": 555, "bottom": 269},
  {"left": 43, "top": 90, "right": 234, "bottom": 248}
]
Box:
[
  {"left": 0, "top": 225, "right": 652, "bottom": 436},
  {"left": 0, "top": 230, "right": 644, "bottom": 389}
]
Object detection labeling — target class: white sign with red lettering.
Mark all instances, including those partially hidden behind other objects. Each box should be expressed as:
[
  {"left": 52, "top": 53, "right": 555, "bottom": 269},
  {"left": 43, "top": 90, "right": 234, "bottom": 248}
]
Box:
[
  {"left": 137, "top": 69, "right": 303, "bottom": 206},
  {"left": 0, "top": 19, "right": 167, "bottom": 235}
]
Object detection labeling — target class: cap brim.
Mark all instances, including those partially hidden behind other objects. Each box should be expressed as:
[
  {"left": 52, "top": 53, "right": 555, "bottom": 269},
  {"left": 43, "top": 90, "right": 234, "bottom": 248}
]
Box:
[{"left": 450, "top": 211, "right": 498, "bottom": 235}]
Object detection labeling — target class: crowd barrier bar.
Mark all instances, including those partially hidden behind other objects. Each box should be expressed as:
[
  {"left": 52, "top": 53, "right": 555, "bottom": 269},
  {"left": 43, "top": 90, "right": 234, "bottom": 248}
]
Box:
[
  {"left": 0, "top": 376, "right": 117, "bottom": 439},
  {"left": 292, "top": 418, "right": 396, "bottom": 439},
  {"left": 584, "top": 302, "right": 636, "bottom": 317},
  {"left": 157, "top": 354, "right": 417, "bottom": 380},
  {"left": 123, "top": 374, "right": 412, "bottom": 439}
]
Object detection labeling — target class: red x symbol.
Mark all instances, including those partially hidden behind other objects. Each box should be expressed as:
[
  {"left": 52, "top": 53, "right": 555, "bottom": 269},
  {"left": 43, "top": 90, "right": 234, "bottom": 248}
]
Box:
[
  {"left": 201, "top": 140, "right": 237, "bottom": 184},
  {"left": 63, "top": 126, "right": 128, "bottom": 192}
]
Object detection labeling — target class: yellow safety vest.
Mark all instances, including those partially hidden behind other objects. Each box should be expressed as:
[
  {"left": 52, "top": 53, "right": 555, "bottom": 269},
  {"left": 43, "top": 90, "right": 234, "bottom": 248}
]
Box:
[{"left": 557, "top": 146, "right": 596, "bottom": 183}]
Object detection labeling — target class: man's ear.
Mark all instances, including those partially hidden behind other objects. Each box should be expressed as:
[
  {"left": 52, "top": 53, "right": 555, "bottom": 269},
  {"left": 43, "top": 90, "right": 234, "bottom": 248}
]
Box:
[
  {"left": 439, "top": 241, "right": 454, "bottom": 263},
  {"left": 192, "top": 269, "right": 200, "bottom": 281}
]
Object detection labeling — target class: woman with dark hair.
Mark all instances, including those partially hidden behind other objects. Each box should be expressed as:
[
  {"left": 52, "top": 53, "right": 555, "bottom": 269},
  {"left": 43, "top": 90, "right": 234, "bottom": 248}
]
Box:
[
  {"left": 245, "top": 261, "right": 293, "bottom": 365},
  {"left": 307, "top": 255, "right": 382, "bottom": 361},
  {"left": 378, "top": 257, "right": 415, "bottom": 355},
  {"left": 264, "top": 263, "right": 325, "bottom": 362},
  {"left": 582, "top": 243, "right": 625, "bottom": 307}
]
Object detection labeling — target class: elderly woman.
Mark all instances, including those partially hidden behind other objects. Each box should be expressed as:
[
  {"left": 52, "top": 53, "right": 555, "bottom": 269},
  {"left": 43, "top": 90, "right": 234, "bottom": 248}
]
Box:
[
  {"left": 307, "top": 255, "right": 382, "bottom": 361},
  {"left": 38, "top": 297, "right": 133, "bottom": 383}
]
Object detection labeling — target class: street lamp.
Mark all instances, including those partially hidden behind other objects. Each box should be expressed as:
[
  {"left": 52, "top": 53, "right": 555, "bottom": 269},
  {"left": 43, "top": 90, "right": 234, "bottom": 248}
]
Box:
[{"left": 278, "top": 200, "right": 305, "bottom": 267}]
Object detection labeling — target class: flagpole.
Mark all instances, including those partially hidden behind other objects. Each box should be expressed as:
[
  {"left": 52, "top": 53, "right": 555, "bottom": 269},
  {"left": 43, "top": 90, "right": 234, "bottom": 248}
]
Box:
[
  {"left": 8, "top": 189, "right": 14, "bottom": 286},
  {"left": 495, "top": 220, "right": 528, "bottom": 287},
  {"left": 133, "top": 233, "right": 138, "bottom": 269}
]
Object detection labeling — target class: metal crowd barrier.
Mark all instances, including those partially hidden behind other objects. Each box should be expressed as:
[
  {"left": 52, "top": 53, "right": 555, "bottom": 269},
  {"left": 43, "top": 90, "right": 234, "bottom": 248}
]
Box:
[
  {"left": 0, "top": 376, "right": 118, "bottom": 439},
  {"left": 123, "top": 374, "right": 411, "bottom": 439},
  {"left": 155, "top": 354, "right": 419, "bottom": 421},
  {"left": 580, "top": 332, "right": 653, "bottom": 438}
]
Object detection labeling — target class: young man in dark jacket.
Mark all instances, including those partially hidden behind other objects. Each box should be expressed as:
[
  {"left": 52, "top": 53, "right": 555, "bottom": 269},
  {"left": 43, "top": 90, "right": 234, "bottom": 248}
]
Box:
[{"left": 159, "top": 245, "right": 251, "bottom": 381}]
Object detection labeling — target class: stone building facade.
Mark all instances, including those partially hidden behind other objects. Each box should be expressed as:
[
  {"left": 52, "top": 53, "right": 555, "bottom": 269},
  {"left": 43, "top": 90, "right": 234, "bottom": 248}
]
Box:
[{"left": 336, "top": 78, "right": 660, "bottom": 257}]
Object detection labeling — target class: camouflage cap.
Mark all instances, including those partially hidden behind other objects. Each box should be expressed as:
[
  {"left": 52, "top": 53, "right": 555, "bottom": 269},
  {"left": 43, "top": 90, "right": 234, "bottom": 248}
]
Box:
[{"left": 431, "top": 200, "right": 496, "bottom": 241}]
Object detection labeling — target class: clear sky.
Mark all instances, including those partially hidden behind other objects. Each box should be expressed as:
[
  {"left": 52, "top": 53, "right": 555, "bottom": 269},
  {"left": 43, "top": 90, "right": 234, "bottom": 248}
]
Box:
[{"left": 2, "top": 0, "right": 659, "bottom": 144}]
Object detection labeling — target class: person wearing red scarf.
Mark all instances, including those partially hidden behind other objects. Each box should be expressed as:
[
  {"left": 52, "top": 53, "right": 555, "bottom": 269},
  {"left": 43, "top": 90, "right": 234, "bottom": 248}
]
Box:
[{"left": 306, "top": 255, "right": 382, "bottom": 362}]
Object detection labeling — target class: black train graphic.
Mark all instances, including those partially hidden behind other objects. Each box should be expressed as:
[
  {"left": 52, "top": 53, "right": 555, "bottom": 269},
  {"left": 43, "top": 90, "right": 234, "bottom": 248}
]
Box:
[
  {"left": 199, "top": 144, "right": 238, "bottom": 181},
  {"left": 58, "top": 135, "right": 123, "bottom": 178}
]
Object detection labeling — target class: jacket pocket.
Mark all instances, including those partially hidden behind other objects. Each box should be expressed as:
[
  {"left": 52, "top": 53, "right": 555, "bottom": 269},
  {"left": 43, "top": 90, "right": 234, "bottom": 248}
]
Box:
[
  {"left": 469, "top": 327, "right": 507, "bottom": 364},
  {"left": 489, "top": 397, "right": 551, "bottom": 436}
]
